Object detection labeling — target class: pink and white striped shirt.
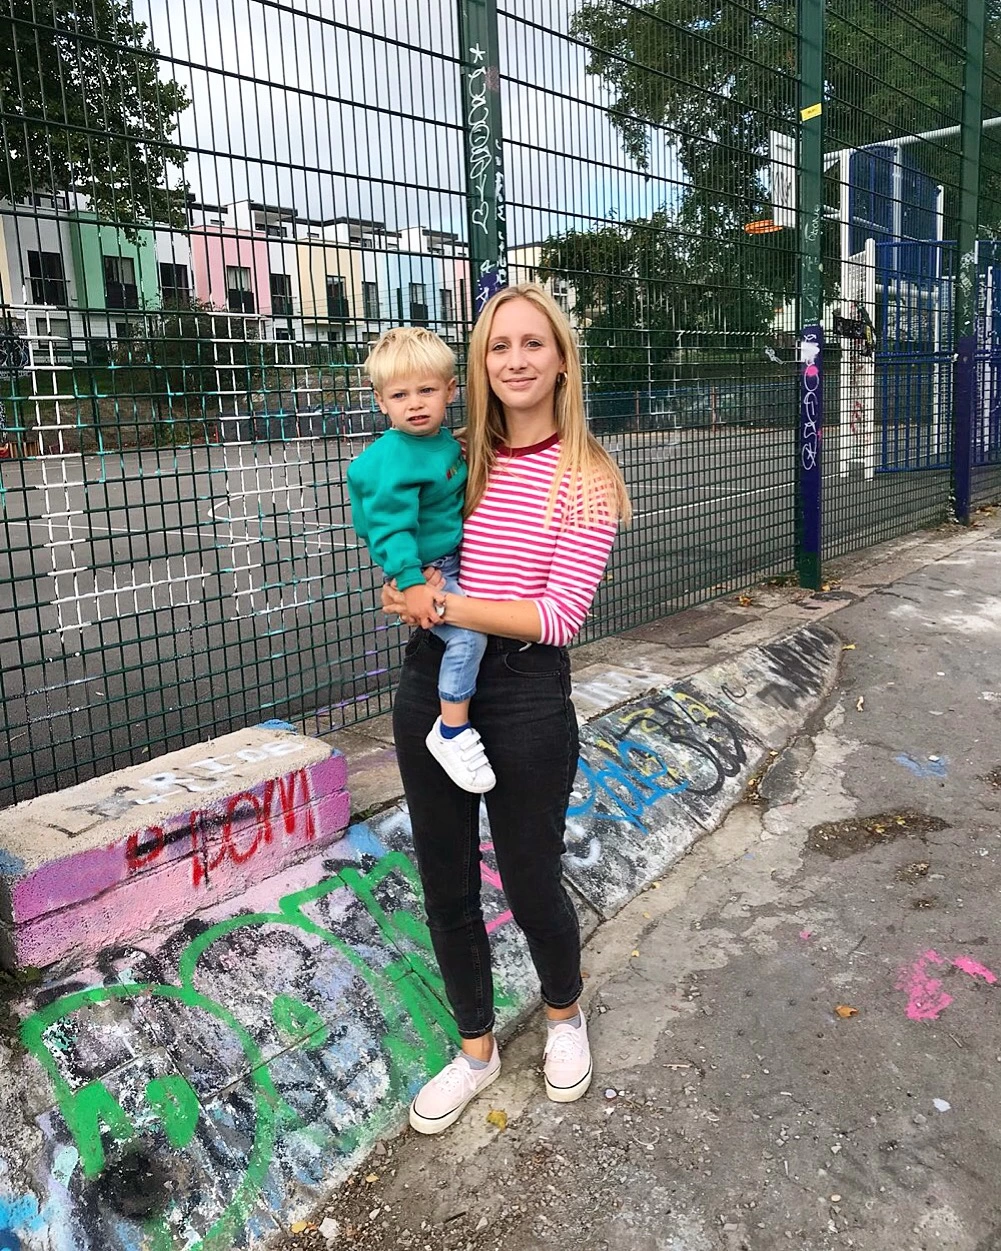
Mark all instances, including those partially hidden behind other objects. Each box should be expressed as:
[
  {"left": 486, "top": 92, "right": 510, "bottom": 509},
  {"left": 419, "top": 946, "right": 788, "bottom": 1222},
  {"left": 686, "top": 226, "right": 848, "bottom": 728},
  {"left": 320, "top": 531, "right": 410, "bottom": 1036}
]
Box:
[{"left": 459, "top": 433, "right": 618, "bottom": 646}]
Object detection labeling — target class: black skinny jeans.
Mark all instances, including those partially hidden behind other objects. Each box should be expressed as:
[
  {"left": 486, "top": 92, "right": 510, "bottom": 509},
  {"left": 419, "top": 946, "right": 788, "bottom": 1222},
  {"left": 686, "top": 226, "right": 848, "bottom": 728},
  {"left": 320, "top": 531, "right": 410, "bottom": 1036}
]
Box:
[{"left": 393, "top": 629, "right": 583, "bottom": 1038}]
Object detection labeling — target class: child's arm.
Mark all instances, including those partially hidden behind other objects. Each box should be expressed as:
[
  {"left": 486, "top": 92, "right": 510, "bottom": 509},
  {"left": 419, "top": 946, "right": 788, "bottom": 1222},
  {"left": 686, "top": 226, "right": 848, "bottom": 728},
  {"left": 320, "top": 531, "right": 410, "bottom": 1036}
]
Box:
[
  {"left": 347, "top": 450, "right": 428, "bottom": 596},
  {"left": 402, "top": 582, "right": 441, "bottom": 630}
]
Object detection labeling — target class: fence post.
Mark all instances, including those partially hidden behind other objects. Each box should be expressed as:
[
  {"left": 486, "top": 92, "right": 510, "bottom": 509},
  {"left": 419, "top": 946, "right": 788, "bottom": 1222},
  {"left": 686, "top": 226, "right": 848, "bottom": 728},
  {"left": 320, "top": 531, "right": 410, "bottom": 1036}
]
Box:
[
  {"left": 458, "top": 0, "right": 508, "bottom": 317},
  {"left": 951, "top": 0, "right": 986, "bottom": 525},
  {"left": 796, "top": 0, "right": 825, "bottom": 590}
]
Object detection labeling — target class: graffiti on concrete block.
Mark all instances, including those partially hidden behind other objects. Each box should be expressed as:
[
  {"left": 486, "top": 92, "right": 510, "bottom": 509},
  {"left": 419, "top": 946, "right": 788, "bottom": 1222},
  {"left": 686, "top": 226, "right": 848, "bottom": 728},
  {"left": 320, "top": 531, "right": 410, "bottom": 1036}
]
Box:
[
  {"left": 13, "top": 832, "right": 516, "bottom": 1251},
  {"left": 125, "top": 766, "right": 318, "bottom": 888}
]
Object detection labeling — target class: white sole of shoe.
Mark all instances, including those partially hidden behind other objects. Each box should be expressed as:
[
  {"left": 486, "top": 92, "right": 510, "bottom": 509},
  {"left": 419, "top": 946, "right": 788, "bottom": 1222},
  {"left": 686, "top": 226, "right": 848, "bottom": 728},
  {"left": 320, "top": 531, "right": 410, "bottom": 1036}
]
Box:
[
  {"left": 544, "top": 1058, "right": 593, "bottom": 1103},
  {"left": 424, "top": 727, "right": 496, "bottom": 794},
  {"left": 408, "top": 1066, "right": 500, "bottom": 1135}
]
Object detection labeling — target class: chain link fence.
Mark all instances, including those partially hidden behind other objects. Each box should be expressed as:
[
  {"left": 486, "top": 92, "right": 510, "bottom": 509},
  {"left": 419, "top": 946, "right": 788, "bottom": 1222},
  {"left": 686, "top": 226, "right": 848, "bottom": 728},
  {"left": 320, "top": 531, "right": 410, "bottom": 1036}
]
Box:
[{"left": 2, "top": 0, "right": 1000, "bottom": 805}]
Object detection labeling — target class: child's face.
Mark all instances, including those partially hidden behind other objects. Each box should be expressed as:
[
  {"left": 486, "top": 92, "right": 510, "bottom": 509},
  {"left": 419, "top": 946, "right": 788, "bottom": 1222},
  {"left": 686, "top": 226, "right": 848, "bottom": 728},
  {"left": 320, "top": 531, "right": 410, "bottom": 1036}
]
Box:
[{"left": 375, "top": 374, "right": 456, "bottom": 437}]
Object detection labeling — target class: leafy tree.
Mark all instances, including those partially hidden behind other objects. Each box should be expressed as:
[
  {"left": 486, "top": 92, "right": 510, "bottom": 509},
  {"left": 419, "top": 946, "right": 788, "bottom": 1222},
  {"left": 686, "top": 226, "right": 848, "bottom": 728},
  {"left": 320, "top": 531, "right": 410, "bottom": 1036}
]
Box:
[
  {"left": 0, "top": 0, "right": 190, "bottom": 234},
  {"left": 542, "top": 0, "right": 1001, "bottom": 372}
]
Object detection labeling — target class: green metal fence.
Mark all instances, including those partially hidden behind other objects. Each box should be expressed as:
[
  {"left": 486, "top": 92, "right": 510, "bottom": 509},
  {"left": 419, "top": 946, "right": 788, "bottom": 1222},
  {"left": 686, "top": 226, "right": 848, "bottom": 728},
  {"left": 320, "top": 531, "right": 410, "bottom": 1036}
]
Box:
[{"left": 1, "top": 0, "right": 1000, "bottom": 805}]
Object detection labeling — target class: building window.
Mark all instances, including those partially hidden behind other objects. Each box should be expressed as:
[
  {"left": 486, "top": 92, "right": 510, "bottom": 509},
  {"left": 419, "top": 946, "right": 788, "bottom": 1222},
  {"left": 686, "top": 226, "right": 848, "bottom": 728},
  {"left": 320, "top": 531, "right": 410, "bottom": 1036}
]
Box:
[
  {"left": 326, "top": 275, "right": 349, "bottom": 320},
  {"left": 439, "top": 288, "right": 455, "bottom": 325},
  {"left": 104, "top": 254, "right": 139, "bottom": 310},
  {"left": 159, "top": 262, "right": 190, "bottom": 307},
  {"left": 409, "top": 283, "right": 428, "bottom": 325},
  {"left": 226, "top": 265, "right": 256, "bottom": 314},
  {"left": 362, "top": 281, "right": 380, "bottom": 321},
  {"left": 270, "top": 272, "right": 293, "bottom": 316},
  {"left": 27, "top": 250, "right": 67, "bottom": 305}
]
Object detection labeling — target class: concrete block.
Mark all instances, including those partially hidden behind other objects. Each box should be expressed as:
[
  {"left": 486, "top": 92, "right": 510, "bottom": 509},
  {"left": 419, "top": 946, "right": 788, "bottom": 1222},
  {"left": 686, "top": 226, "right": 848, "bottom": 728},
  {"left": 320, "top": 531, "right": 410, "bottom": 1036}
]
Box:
[{"left": 0, "top": 727, "right": 349, "bottom": 971}]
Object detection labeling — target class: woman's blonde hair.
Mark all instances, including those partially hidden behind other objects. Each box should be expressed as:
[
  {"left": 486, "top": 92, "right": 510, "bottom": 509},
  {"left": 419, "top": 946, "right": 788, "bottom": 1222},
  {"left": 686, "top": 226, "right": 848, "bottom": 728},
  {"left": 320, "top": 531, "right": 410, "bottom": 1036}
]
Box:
[{"left": 464, "top": 282, "right": 631, "bottom": 527}]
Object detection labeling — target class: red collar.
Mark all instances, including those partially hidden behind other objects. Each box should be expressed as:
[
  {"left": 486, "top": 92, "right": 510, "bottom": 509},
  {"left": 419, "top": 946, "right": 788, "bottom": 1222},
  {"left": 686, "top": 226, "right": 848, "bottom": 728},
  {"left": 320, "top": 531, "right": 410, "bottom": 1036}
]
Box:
[{"left": 496, "top": 431, "right": 560, "bottom": 459}]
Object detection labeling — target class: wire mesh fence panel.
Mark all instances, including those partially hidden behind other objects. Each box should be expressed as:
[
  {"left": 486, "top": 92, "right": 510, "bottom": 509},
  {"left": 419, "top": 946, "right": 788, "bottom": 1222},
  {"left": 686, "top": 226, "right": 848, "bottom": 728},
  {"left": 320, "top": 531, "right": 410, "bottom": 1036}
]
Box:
[
  {"left": 501, "top": 0, "right": 800, "bottom": 639},
  {"left": 3, "top": 0, "right": 1001, "bottom": 805},
  {"left": 974, "top": 42, "right": 1001, "bottom": 508},
  {"left": 0, "top": 0, "right": 469, "bottom": 804},
  {"left": 821, "top": 0, "right": 966, "bottom": 562}
]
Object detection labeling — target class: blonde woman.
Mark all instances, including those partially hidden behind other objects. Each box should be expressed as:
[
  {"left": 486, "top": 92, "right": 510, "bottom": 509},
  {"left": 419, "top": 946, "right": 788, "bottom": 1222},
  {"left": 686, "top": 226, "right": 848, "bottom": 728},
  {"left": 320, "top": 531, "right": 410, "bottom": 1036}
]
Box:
[{"left": 382, "top": 283, "right": 631, "bottom": 1134}]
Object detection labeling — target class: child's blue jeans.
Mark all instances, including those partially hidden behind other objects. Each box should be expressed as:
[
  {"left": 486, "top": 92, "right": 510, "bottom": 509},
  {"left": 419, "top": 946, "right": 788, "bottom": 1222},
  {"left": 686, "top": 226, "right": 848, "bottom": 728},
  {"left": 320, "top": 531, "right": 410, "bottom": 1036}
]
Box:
[{"left": 427, "top": 550, "right": 487, "bottom": 704}]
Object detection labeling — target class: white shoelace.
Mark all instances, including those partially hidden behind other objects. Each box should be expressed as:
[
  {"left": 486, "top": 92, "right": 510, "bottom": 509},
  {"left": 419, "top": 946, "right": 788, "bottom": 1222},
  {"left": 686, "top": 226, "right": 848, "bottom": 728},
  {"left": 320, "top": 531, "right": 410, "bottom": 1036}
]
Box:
[
  {"left": 545, "top": 1023, "right": 586, "bottom": 1065},
  {"left": 431, "top": 1054, "right": 483, "bottom": 1099}
]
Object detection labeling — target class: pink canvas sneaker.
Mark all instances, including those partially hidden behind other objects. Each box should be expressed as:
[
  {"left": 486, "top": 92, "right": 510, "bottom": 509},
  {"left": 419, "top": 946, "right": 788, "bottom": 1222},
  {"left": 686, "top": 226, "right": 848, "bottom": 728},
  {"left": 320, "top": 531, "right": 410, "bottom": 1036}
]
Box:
[
  {"left": 543, "top": 1011, "right": 593, "bottom": 1103},
  {"left": 409, "top": 1044, "right": 501, "bottom": 1135}
]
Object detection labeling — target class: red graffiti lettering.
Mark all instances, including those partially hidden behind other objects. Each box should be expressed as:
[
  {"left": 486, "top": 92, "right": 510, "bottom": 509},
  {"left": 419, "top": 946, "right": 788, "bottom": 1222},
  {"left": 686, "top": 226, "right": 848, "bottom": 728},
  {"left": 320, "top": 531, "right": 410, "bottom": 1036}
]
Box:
[
  {"left": 126, "top": 826, "right": 166, "bottom": 870},
  {"left": 125, "top": 769, "right": 318, "bottom": 889}
]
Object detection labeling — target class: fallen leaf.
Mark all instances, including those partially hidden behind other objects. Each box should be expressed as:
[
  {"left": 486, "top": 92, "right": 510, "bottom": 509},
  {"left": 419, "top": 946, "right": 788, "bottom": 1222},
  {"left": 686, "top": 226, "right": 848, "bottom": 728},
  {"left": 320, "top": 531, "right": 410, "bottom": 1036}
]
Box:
[
  {"left": 581, "top": 969, "right": 590, "bottom": 979},
  {"left": 650, "top": 882, "right": 660, "bottom": 889},
  {"left": 737, "top": 594, "right": 754, "bottom": 607},
  {"left": 835, "top": 1004, "right": 859, "bottom": 1019},
  {"left": 486, "top": 1108, "right": 508, "bottom": 1131},
  {"left": 631, "top": 950, "right": 640, "bottom": 958},
  {"left": 821, "top": 583, "right": 831, "bottom": 592},
  {"left": 364, "top": 1173, "right": 379, "bottom": 1184},
  {"left": 290, "top": 1221, "right": 317, "bottom": 1234},
  {"left": 856, "top": 696, "right": 865, "bottom": 712},
  {"left": 843, "top": 643, "right": 856, "bottom": 651}
]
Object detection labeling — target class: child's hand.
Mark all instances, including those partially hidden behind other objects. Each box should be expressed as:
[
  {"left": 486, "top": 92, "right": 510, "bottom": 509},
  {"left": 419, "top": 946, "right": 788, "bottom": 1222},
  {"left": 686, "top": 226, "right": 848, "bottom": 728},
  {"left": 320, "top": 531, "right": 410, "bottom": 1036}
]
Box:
[{"left": 404, "top": 582, "right": 441, "bottom": 630}]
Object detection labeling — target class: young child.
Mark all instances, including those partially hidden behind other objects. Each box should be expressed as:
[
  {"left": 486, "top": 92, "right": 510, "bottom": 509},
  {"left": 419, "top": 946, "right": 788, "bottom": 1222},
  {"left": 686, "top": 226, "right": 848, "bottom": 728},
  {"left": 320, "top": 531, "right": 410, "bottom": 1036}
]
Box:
[{"left": 346, "top": 326, "right": 495, "bottom": 794}]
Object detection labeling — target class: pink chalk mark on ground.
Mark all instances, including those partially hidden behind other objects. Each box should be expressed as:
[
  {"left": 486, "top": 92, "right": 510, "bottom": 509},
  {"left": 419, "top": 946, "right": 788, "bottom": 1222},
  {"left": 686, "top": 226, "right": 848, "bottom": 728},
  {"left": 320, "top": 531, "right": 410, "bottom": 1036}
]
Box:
[
  {"left": 799, "top": 929, "right": 813, "bottom": 940},
  {"left": 479, "top": 842, "right": 514, "bottom": 934},
  {"left": 898, "top": 949, "right": 998, "bottom": 1021}
]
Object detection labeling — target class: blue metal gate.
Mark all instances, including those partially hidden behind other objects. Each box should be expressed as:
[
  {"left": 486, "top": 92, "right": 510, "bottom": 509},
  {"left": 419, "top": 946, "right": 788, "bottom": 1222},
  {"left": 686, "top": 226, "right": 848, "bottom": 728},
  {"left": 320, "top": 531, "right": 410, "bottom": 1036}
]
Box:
[
  {"left": 975, "top": 244, "right": 1001, "bottom": 468},
  {"left": 875, "top": 240, "right": 953, "bottom": 471}
]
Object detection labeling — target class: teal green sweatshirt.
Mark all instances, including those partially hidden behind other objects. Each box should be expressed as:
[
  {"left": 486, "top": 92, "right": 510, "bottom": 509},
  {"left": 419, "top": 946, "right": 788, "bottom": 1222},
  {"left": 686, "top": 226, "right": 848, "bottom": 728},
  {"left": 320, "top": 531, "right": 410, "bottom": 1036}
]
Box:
[{"left": 346, "top": 427, "right": 466, "bottom": 591}]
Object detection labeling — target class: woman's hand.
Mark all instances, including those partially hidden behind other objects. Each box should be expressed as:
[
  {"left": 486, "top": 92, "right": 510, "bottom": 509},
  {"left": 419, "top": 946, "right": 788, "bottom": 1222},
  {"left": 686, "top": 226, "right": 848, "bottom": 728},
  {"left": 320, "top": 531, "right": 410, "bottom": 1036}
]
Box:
[{"left": 381, "top": 567, "right": 446, "bottom": 627}]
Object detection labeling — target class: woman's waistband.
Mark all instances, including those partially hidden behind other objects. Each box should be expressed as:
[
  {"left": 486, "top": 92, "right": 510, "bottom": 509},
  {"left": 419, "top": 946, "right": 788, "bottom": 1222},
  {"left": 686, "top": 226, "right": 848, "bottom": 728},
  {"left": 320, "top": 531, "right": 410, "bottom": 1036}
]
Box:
[{"left": 415, "top": 629, "right": 566, "bottom": 657}]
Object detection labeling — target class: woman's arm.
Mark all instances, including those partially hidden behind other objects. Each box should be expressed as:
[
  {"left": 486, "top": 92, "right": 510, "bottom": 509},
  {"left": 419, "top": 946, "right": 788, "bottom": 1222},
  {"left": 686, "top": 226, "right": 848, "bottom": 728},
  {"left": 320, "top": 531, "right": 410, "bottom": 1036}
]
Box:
[
  {"left": 438, "top": 593, "right": 543, "bottom": 641},
  {"left": 381, "top": 581, "right": 542, "bottom": 641}
]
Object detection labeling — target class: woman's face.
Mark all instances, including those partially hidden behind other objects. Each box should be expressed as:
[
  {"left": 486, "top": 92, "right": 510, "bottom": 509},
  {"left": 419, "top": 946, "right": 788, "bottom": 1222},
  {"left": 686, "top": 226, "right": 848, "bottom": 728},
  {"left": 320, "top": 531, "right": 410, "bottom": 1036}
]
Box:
[{"left": 484, "top": 297, "right": 565, "bottom": 418}]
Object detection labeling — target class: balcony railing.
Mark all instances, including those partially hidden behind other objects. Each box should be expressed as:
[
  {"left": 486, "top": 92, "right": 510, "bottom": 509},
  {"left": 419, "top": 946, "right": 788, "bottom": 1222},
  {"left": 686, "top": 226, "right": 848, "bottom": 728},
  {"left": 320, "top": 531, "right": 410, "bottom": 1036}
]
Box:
[
  {"left": 30, "top": 278, "right": 67, "bottom": 306},
  {"left": 105, "top": 281, "right": 139, "bottom": 310},
  {"left": 228, "top": 290, "right": 257, "bottom": 314}
]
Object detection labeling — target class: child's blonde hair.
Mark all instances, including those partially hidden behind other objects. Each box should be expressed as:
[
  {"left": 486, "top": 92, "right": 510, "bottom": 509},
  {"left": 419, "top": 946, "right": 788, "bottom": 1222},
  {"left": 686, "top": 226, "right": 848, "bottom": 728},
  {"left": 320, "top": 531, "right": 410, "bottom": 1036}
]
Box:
[
  {"left": 364, "top": 326, "right": 456, "bottom": 393},
  {"left": 464, "top": 283, "right": 632, "bottom": 527}
]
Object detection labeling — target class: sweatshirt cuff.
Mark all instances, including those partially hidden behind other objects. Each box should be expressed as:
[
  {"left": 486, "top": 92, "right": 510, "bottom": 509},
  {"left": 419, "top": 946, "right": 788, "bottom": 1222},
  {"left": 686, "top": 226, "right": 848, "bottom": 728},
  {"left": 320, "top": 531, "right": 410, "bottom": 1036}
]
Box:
[{"left": 395, "top": 566, "right": 426, "bottom": 592}]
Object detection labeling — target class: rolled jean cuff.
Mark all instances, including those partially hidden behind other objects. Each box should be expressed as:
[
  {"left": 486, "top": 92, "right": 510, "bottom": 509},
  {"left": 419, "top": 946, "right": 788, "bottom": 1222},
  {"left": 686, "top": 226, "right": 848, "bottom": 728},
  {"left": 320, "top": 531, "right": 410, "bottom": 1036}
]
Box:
[
  {"left": 438, "top": 683, "right": 477, "bottom": 704},
  {"left": 543, "top": 979, "right": 584, "bottom": 1011},
  {"left": 457, "top": 1015, "right": 496, "bottom": 1040}
]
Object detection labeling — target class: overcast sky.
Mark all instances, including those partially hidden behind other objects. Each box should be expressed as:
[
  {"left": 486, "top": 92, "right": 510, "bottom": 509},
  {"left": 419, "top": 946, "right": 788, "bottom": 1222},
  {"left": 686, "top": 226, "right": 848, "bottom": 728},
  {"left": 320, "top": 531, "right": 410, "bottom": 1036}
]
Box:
[{"left": 137, "top": 0, "right": 682, "bottom": 243}]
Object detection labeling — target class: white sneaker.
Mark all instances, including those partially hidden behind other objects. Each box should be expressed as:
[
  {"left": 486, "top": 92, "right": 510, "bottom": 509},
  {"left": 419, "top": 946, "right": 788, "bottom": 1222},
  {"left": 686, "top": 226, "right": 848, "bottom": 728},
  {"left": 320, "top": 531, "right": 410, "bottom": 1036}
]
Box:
[
  {"left": 425, "top": 718, "right": 496, "bottom": 793},
  {"left": 543, "top": 1010, "right": 593, "bottom": 1103},
  {"left": 409, "top": 1045, "right": 501, "bottom": 1135}
]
